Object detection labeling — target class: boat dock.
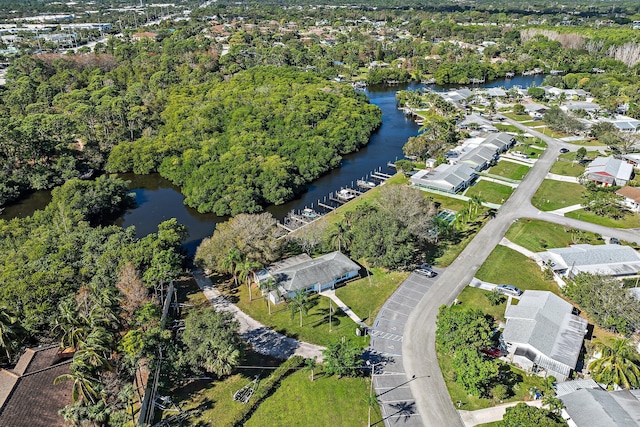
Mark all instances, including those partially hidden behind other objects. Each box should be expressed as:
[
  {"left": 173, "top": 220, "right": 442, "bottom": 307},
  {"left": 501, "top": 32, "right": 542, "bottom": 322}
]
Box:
[{"left": 278, "top": 164, "right": 396, "bottom": 233}]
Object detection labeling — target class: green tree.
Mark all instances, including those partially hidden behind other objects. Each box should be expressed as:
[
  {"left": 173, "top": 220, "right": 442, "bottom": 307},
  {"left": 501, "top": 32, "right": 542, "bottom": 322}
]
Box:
[
  {"left": 435, "top": 305, "right": 494, "bottom": 354},
  {"left": 180, "top": 307, "right": 242, "bottom": 377},
  {"left": 513, "top": 103, "right": 526, "bottom": 114},
  {"left": 452, "top": 348, "right": 498, "bottom": 396},
  {"left": 54, "top": 368, "right": 101, "bottom": 405},
  {"left": 237, "top": 258, "right": 262, "bottom": 302},
  {"left": 502, "top": 402, "right": 567, "bottom": 427},
  {"left": 589, "top": 338, "right": 640, "bottom": 390},
  {"left": 288, "top": 289, "right": 312, "bottom": 327},
  {"left": 328, "top": 221, "right": 351, "bottom": 253},
  {"left": 0, "top": 306, "right": 22, "bottom": 362},
  {"left": 322, "top": 340, "right": 362, "bottom": 377}
]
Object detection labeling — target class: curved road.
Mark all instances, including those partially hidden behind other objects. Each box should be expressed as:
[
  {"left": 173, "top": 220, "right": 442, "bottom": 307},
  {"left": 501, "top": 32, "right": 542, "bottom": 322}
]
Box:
[{"left": 401, "top": 119, "right": 640, "bottom": 427}]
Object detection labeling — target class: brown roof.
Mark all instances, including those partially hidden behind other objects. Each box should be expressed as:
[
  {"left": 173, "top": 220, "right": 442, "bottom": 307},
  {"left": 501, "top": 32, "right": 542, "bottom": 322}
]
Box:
[
  {"left": 616, "top": 186, "right": 640, "bottom": 203},
  {"left": 132, "top": 31, "right": 158, "bottom": 39},
  {"left": 0, "top": 346, "right": 72, "bottom": 427}
]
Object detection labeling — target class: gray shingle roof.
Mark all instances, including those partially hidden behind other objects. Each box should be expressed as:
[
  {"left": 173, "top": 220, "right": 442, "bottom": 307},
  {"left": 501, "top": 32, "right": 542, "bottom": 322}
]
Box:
[
  {"left": 410, "top": 163, "right": 477, "bottom": 193},
  {"left": 503, "top": 291, "right": 586, "bottom": 372},
  {"left": 561, "top": 388, "right": 640, "bottom": 426},
  {"left": 555, "top": 378, "right": 601, "bottom": 397},
  {"left": 270, "top": 251, "right": 360, "bottom": 292}
]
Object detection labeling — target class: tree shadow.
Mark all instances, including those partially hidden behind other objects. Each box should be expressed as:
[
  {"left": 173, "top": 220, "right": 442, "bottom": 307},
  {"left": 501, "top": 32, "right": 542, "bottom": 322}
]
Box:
[{"left": 372, "top": 401, "right": 417, "bottom": 425}]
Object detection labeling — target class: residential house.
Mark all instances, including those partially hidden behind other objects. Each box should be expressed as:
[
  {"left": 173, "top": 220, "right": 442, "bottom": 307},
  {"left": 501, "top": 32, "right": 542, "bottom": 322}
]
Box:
[
  {"left": 585, "top": 156, "right": 633, "bottom": 186},
  {"left": 485, "top": 87, "right": 507, "bottom": 98},
  {"left": 0, "top": 345, "right": 72, "bottom": 427},
  {"left": 501, "top": 290, "right": 588, "bottom": 381},
  {"left": 616, "top": 186, "right": 640, "bottom": 213},
  {"left": 607, "top": 116, "right": 640, "bottom": 133},
  {"left": 559, "top": 387, "right": 640, "bottom": 427},
  {"left": 537, "top": 243, "right": 640, "bottom": 278},
  {"left": 562, "top": 101, "right": 600, "bottom": 114},
  {"left": 132, "top": 31, "right": 158, "bottom": 41},
  {"left": 524, "top": 102, "right": 549, "bottom": 119},
  {"left": 482, "top": 132, "right": 516, "bottom": 151},
  {"left": 621, "top": 153, "right": 640, "bottom": 167},
  {"left": 458, "top": 113, "right": 498, "bottom": 133},
  {"left": 256, "top": 251, "right": 360, "bottom": 300},
  {"left": 459, "top": 145, "right": 497, "bottom": 171},
  {"left": 410, "top": 163, "right": 477, "bottom": 194}
]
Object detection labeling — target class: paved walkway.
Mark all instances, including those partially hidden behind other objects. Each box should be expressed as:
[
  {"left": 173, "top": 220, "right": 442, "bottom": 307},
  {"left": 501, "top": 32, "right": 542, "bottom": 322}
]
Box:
[
  {"left": 499, "top": 237, "right": 539, "bottom": 259},
  {"left": 192, "top": 269, "right": 325, "bottom": 361},
  {"left": 319, "top": 289, "right": 365, "bottom": 326},
  {"left": 548, "top": 204, "right": 583, "bottom": 215},
  {"left": 499, "top": 157, "right": 532, "bottom": 167},
  {"left": 477, "top": 176, "right": 519, "bottom": 188},
  {"left": 546, "top": 172, "right": 580, "bottom": 183},
  {"left": 458, "top": 400, "right": 543, "bottom": 426}
]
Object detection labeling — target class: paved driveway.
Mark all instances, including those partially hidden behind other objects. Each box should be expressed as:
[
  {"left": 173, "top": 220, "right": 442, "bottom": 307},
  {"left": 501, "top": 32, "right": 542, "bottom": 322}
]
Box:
[{"left": 369, "top": 270, "right": 439, "bottom": 426}]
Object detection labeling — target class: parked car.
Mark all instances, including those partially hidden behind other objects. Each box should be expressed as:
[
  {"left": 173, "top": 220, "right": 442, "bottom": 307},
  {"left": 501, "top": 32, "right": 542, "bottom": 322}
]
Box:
[
  {"left": 559, "top": 148, "right": 570, "bottom": 153},
  {"left": 418, "top": 262, "right": 432, "bottom": 270},
  {"left": 609, "top": 237, "right": 621, "bottom": 245},
  {"left": 415, "top": 268, "right": 437, "bottom": 278},
  {"left": 496, "top": 284, "right": 523, "bottom": 297}
]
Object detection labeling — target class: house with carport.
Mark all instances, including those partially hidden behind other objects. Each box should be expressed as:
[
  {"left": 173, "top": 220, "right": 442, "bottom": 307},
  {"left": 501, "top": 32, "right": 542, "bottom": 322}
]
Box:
[
  {"left": 255, "top": 251, "right": 360, "bottom": 302},
  {"left": 410, "top": 163, "right": 477, "bottom": 194},
  {"left": 585, "top": 156, "right": 633, "bottom": 187},
  {"left": 536, "top": 243, "right": 640, "bottom": 279},
  {"left": 616, "top": 186, "right": 640, "bottom": 213},
  {"left": 500, "top": 290, "right": 588, "bottom": 381}
]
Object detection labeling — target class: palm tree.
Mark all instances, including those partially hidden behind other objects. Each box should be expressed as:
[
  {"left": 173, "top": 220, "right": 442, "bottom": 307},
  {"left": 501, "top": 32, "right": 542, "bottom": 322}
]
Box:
[
  {"left": 206, "top": 343, "right": 241, "bottom": 377},
  {"left": 542, "top": 395, "right": 564, "bottom": 415},
  {"left": 470, "top": 195, "right": 485, "bottom": 216},
  {"left": 328, "top": 221, "right": 351, "bottom": 252},
  {"left": 221, "top": 248, "right": 242, "bottom": 285},
  {"left": 54, "top": 369, "right": 101, "bottom": 404},
  {"left": 0, "top": 306, "right": 21, "bottom": 362},
  {"left": 236, "top": 258, "right": 262, "bottom": 302},
  {"left": 288, "top": 289, "right": 312, "bottom": 327},
  {"left": 260, "top": 278, "right": 278, "bottom": 315},
  {"left": 431, "top": 216, "right": 453, "bottom": 243},
  {"left": 589, "top": 338, "right": 640, "bottom": 389}
]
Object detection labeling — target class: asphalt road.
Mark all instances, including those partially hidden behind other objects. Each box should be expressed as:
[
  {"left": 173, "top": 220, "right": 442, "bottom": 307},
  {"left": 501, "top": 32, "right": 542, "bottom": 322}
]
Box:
[{"left": 401, "top": 118, "right": 640, "bottom": 427}]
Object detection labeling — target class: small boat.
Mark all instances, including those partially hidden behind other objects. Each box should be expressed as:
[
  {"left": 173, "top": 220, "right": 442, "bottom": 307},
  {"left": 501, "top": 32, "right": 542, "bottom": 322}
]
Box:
[
  {"left": 336, "top": 189, "right": 356, "bottom": 201},
  {"left": 357, "top": 180, "right": 377, "bottom": 189},
  {"left": 301, "top": 208, "right": 319, "bottom": 219}
]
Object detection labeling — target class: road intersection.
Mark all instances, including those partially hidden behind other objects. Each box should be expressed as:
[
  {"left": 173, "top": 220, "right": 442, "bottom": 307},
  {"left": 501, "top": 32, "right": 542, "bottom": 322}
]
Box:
[{"left": 370, "top": 118, "right": 640, "bottom": 426}]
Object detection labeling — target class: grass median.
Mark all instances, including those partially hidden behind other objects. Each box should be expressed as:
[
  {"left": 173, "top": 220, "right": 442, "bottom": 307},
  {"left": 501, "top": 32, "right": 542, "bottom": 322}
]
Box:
[{"left": 531, "top": 179, "right": 584, "bottom": 211}]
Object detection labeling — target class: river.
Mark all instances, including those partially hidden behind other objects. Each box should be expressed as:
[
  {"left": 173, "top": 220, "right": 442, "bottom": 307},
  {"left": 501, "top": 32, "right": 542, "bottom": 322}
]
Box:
[{"left": 1, "top": 74, "right": 546, "bottom": 255}]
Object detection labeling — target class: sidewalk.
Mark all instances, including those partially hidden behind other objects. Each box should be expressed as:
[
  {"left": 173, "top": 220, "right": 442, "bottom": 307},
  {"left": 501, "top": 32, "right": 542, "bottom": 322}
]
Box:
[
  {"left": 548, "top": 204, "right": 583, "bottom": 215},
  {"left": 499, "top": 237, "right": 539, "bottom": 259},
  {"left": 458, "top": 400, "right": 544, "bottom": 426},
  {"left": 477, "top": 176, "right": 519, "bottom": 188},
  {"left": 319, "top": 289, "right": 365, "bottom": 326},
  {"left": 192, "top": 269, "right": 325, "bottom": 361},
  {"left": 546, "top": 172, "right": 580, "bottom": 183}
]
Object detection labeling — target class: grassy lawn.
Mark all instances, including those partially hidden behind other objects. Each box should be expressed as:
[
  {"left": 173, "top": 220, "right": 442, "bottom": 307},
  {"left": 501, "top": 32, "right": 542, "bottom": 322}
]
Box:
[
  {"left": 422, "top": 191, "right": 468, "bottom": 211},
  {"left": 549, "top": 160, "right": 585, "bottom": 177},
  {"left": 536, "top": 126, "right": 570, "bottom": 139},
  {"left": 454, "top": 286, "right": 508, "bottom": 322},
  {"left": 335, "top": 268, "right": 409, "bottom": 326},
  {"left": 494, "top": 123, "right": 524, "bottom": 134},
  {"left": 167, "top": 351, "right": 282, "bottom": 426},
  {"left": 502, "top": 112, "right": 531, "bottom": 122},
  {"left": 487, "top": 161, "right": 530, "bottom": 181},
  {"left": 566, "top": 209, "right": 640, "bottom": 229},
  {"left": 475, "top": 246, "right": 560, "bottom": 293},
  {"left": 531, "top": 180, "right": 584, "bottom": 211},
  {"left": 433, "top": 214, "right": 489, "bottom": 267},
  {"left": 505, "top": 218, "right": 604, "bottom": 252},
  {"left": 566, "top": 139, "right": 605, "bottom": 146},
  {"left": 220, "top": 279, "right": 365, "bottom": 347},
  {"left": 464, "top": 180, "right": 514, "bottom": 205},
  {"left": 246, "top": 370, "right": 378, "bottom": 427},
  {"left": 438, "top": 349, "right": 548, "bottom": 411},
  {"left": 521, "top": 146, "right": 544, "bottom": 159}
]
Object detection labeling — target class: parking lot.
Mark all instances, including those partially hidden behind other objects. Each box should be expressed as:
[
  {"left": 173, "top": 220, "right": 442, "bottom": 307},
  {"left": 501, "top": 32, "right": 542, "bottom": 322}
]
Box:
[{"left": 368, "top": 269, "right": 440, "bottom": 426}]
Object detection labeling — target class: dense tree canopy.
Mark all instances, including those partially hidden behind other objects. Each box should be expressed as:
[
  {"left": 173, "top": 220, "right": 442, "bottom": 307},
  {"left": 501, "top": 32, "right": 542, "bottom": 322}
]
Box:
[{"left": 107, "top": 66, "right": 382, "bottom": 215}]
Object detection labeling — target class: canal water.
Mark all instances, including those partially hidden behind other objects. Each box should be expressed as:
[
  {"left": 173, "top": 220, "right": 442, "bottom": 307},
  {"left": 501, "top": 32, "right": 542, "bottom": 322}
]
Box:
[{"left": 2, "top": 75, "right": 546, "bottom": 255}]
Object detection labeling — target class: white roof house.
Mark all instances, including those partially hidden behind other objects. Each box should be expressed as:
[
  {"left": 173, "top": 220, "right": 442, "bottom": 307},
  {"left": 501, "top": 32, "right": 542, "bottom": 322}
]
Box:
[
  {"left": 537, "top": 244, "right": 640, "bottom": 278},
  {"left": 458, "top": 113, "right": 497, "bottom": 133},
  {"left": 563, "top": 101, "right": 601, "bottom": 112},
  {"left": 459, "top": 145, "right": 497, "bottom": 171},
  {"left": 560, "top": 388, "right": 640, "bottom": 427},
  {"left": 410, "top": 163, "right": 477, "bottom": 194},
  {"left": 585, "top": 156, "right": 634, "bottom": 186},
  {"left": 501, "top": 290, "right": 587, "bottom": 381},
  {"left": 606, "top": 116, "right": 640, "bottom": 133},
  {"left": 256, "top": 251, "right": 361, "bottom": 299}
]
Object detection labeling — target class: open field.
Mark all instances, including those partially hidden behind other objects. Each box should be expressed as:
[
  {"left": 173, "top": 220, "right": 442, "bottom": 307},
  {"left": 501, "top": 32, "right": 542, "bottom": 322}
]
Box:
[
  {"left": 495, "top": 123, "right": 524, "bottom": 134},
  {"left": 464, "top": 180, "right": 514, "bottom": 205},
  {"left": 487, "top": 161, "right": 530, "bottom": 181},
  {"left": 475, "top": 246, "right": 560, "bottom": 294},
  {"left": 453, "top": 286, "right": 508, "bottom": 322},
  {"left": 505, "top": 218, "right": 604, "bottom": 252},
  {"left": 566, "top": 209, "right": 640, "bottom": 229},
  {"left": 246, "top": 370, "right": 377, "bottom": 427},
  {"left": 549, "top": 160, "right": 585, "bottom": 177},
  {"left": 531, "top": 180, "right": 584, "bottom": 211},
  {"left": 336, "top": 268, "right": 409, "bottom": 326}
]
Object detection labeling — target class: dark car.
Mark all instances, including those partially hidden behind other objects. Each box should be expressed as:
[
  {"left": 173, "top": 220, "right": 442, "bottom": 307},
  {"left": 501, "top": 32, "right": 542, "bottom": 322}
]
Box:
[
  {"left": 415, "top": 268, "right": 437, "bottom": 278},
  {"left": 496, "top": 284, "right": 523, "bottom": 297},
  {"left": 559, "top": 148, "right": 570, "bottom": 153},
  {"left": 480, "top": 347, "right": 502, "bottom": 358},
  {"left": 610, "top": 237, "right": 621, "bottom": 245}
]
